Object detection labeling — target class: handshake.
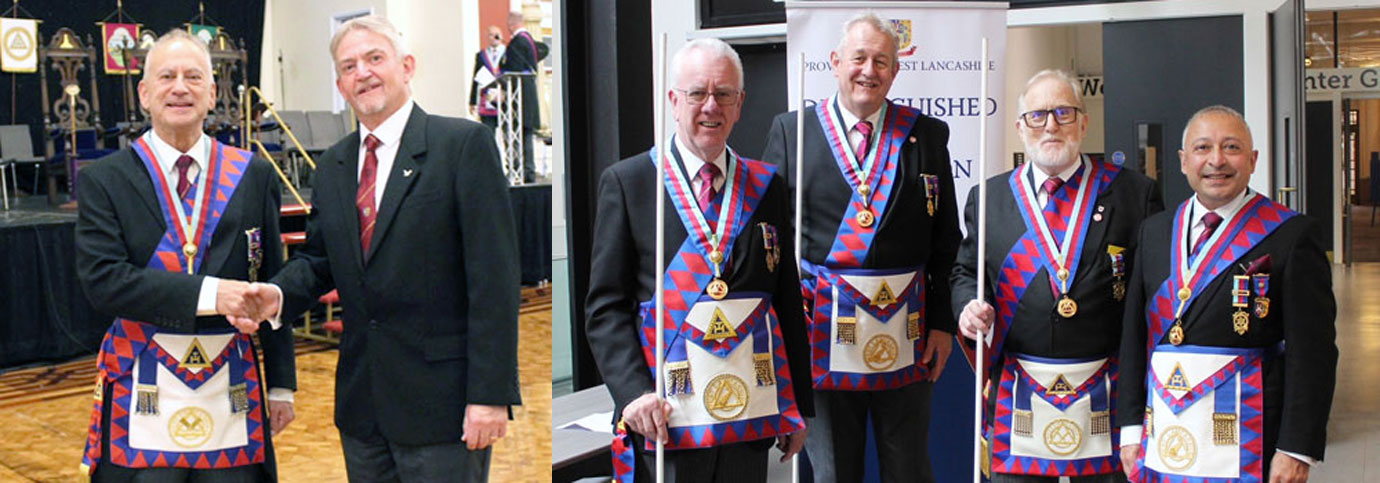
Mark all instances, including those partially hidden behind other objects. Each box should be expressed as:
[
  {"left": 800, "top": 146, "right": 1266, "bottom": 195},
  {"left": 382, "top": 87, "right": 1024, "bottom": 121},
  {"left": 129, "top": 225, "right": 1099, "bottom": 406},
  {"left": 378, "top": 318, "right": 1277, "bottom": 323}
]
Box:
[{"left": 215, "top": 280, "right": 283, "bottom": 334}]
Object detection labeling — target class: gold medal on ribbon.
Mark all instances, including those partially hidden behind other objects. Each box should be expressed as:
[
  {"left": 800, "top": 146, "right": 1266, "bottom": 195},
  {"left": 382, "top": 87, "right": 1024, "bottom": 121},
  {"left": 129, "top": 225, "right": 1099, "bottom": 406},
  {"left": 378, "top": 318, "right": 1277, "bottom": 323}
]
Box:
[
  {"left": 1253, "top": 297, "right": 1270, "bottom": 319},
  {"left": 706, "top": 278, "right": 729, "bottom": 300},
  {"left": 1057, "top": 296, "right": 1078, "bottom": 318},
  {"left": 856, "top": 209, "right": 875, "bottom": 228},
  {"left": 1168, "top": 322, "right": 1185, "bottom": 346},
  {"left": 1112, "top": 279, "right": 1126, "bottom": 301}
]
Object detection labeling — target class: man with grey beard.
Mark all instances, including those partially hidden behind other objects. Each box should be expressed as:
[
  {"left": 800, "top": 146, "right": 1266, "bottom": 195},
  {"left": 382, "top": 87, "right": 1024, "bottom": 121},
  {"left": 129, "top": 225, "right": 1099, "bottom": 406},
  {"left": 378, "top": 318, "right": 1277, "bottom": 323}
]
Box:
[{"left": 950, "top": 69, "right": 1161, "bottom": 482}]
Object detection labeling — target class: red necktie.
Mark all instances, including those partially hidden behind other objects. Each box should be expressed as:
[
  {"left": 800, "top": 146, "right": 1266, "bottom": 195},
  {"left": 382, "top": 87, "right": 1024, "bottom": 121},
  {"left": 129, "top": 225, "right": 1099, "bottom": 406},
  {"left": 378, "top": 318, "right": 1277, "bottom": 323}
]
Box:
[
  {"left": 358, "top": 134, "right": 382, "bottom": 257},
  {"left": 1041, "top": 176, "right": 1064, "bottom": 210},
  {"left": 853, "top": 120, "right": 873, "bottom": 161},
  {"left": 697, "top": 163, "right": 720, "bottom": 230},
  {"left": 1042, "top": 176, "right": 1066, "bottom": 295},
  {"left": 175, "top": 155, "right": 195, "bottom": 200},
  {"left": 1192, "top": 212, "right": 1223, "bottom": 256}
]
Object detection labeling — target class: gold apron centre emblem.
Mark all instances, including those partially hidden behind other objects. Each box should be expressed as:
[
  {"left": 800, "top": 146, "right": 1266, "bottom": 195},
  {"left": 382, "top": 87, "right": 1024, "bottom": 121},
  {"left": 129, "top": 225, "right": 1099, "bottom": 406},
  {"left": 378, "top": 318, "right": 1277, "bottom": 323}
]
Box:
[
  {"left": 168, "top": 406, "right": 214, "bottom": 448},
  {"left": 181, "top": 338, "right": 212, "bottom": 370},
  {"left": 1165, "top": 363, "right": 1191, "bottom": 392},
  {"left": 703, "top": 308, "right": 738, "bottom": 342},
  {"left": 863, "top": 334, "right": 898, "bottom": 371},
  {"left": 1042, "top": 418, "right": 1082, "bottom": 456},
  {"left": 1047, "top": 374, "right": 1076, "bottom": 396},
  {"left": 703, "top": 374, "right": 749, "bottom": 421},
  {"left": 1158, "top": 425, "right": 1198, "bottom": 471},
  {"left": 872, "top": 281, "right": 898, "bottom": 307}
]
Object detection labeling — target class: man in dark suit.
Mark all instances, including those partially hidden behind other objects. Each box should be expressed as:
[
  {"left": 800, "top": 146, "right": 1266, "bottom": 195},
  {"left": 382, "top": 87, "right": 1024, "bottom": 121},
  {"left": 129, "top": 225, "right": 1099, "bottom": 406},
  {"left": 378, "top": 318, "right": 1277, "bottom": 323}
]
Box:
[
  {"left": 500, "top": 10, "right": 548, "bottom": 183},
  {"left": 952, "top": 70, "right": 1161, "bottom": 483},
  {"left": 262, "top": 15, "right": 520, "bottom": 482},
  {"left": 1117, "top": 106, "right": 1335, "bottom": 482},
  {"left": 469, "top": 25, "right": 504, "bottom": 130},
  {"left": 74, "top": 29, "right": 296, "bottom": 482},
  {"left": 760, "top": 14, "right": 959, "bottom": 482},
  {"left": 586, "top": 38, "right": 811, "bottom": 482}
]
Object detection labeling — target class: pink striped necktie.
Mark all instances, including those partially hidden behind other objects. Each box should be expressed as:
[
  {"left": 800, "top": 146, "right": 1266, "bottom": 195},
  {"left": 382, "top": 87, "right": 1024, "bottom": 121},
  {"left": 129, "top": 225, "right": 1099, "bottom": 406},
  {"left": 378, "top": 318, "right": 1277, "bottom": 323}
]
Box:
[{"left": 853, "top": 120, "right": 873, "bottom": 161}]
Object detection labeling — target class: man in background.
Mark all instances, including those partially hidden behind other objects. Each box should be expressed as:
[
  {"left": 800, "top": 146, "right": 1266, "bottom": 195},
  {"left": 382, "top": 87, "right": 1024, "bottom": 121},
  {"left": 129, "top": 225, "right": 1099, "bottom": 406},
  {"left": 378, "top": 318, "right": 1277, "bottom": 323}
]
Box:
[
  {"left": 501, "top": 10, "right": 548, "bottom": 183},
  {"left": 469, "top": 25, "right": 504, "bottom": 130}
]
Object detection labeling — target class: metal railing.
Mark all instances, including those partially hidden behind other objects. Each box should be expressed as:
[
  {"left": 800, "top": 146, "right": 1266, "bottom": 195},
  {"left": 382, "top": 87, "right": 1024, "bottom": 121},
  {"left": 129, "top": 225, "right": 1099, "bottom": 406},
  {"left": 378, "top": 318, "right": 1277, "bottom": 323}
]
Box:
[
  {"left": 239, "top": 85, "right": 314, "bottom": 213},
  {"left": 496, "top": 72, "right": 534, "bottom": 186}
]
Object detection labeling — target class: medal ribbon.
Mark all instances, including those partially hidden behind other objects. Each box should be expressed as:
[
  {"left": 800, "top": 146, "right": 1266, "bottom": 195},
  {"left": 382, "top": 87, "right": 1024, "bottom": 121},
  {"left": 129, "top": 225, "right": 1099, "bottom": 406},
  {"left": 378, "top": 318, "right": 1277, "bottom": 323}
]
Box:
[
  {"left": 1009, "top": 157, "right": 1099, "bottom": 297},
  {"left": 658, "top": 138, "right": 741, "bottom": 278},
  {"left": 1169, "top": 194, "right": 1262, "bottom": 325},
  {"left": 818, "top": 96, "right": 888, "bottom": 206},
  {"left": 134, "top": 135, "right": 220, "bottom": 274}
]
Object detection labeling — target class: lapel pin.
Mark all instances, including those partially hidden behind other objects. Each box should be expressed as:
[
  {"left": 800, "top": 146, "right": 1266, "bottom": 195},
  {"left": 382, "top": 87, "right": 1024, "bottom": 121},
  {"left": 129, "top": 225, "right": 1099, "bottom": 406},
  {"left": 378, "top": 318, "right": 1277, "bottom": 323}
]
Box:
[{"left": 403, "top": 169, "right": 414, "bottom": 177}]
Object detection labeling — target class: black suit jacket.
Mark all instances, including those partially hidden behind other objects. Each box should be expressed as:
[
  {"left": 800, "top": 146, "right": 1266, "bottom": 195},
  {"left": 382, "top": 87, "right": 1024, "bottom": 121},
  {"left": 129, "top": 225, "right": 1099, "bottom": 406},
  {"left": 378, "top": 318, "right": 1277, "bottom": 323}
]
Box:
[
  {"left": 272, "top": 105, "right": 522, "bottom": 445},
  {"left": 1117, "top": 202, "right": 1337, "bottom": 461},
  {"left": 499, "top": 30, "right": 546, "bottom": 128},
  {"left": 584, "top": 148, "right": 814, "bottom": 422},
  {"left": 761, "top": 107, "right": 961, "bottom": 335},
  {"left": 74, "top": 145, "right": 296, "bottom": 393},
  {"left": 951, "top": 164, "right": 1162, "bottom": 361}
]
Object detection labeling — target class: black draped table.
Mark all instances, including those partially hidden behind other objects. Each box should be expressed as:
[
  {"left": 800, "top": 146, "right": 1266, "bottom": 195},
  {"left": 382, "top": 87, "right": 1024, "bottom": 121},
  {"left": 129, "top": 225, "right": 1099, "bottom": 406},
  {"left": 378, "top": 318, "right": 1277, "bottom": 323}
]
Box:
[
  {"left": 510, "top": 184, "right": 552, "bottom": 285},
  {"left": 0, "top": 211, "right": 108, "bottom": 369}
]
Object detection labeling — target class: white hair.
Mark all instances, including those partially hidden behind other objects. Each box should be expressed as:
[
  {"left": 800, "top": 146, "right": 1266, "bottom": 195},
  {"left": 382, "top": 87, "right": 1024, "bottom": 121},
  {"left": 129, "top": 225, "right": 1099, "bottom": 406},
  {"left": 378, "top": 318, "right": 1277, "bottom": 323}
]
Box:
[
  {"left": 669, "top": 38, "right": 743, "bottom": 90},
  {"left": 1017, "top": 69, "right": 1084, "bottom": 115},
  {"left": 141, "top": 29, "right": 212, "bottom": 82},
  {"left": 1182, "top": 105, "right": 1248, "bottom": 148},
  {"left": 836, "top": 12, "right": 901, "bottom": 57},
  {"left": 330, "top": 14, "right": 409, "bottom": 61}
]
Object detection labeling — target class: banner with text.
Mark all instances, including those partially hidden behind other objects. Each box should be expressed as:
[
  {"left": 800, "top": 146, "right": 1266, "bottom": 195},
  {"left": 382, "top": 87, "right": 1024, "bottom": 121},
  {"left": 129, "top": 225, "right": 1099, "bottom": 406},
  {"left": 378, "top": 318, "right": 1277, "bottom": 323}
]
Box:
[{"left": 787, "top": 1, "right": 1008, "bottom": 238}]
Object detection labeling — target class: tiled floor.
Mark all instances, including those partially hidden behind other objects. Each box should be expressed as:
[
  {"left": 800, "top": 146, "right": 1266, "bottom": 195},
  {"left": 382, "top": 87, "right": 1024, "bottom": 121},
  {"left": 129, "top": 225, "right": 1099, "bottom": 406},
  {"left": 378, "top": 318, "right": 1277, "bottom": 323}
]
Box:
[{"left": 1311, "top": 263, "right": 1380, "bottom": 481}]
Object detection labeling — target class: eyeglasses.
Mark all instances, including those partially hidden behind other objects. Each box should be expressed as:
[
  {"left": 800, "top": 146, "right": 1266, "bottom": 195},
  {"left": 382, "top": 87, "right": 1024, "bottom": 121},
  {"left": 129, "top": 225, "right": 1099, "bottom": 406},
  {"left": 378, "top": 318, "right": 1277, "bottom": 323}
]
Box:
[
  {"left": 1020, "top": 106, "right": 1081, "bottom": 128},
  {"left": 675, "top": 88, "right": 741, "bottom": 106}
]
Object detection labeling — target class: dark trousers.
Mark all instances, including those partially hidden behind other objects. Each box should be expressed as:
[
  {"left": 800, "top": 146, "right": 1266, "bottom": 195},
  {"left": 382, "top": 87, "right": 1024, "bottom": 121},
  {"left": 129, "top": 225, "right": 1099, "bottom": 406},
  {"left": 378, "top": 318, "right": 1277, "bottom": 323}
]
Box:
[
  {"left": 633, "top": 435, "right": 770, "bottom": 483},
  {"left": 805, "top": 381, "right": 933, "bottom": 483},
  {"left": 340, "top": 429, "right": 491, "bottom": 483},
  {"left": 521, "top": 127, "right": 536, "bottom": 183}
]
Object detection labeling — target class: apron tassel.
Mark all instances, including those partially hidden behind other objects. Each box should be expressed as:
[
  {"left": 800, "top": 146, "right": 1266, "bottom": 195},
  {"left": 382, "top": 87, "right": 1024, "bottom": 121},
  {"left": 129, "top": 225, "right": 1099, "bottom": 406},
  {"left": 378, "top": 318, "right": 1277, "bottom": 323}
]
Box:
[
  {"left": 754, "top": 353, "right": 775, "bottom": 386},
  {"left": 1213, "top": 413, "right": 1238, "bottom": 445},
  {"left": 836, "top": 316, "right": 856, "bottom": 345},
  {"left": 666, "top": 361, "right": 692, "bottom": 396},
  {"left": 135, "top": 384, "right": 159, "bottom": 416},
  {"left": 906, "top": 312, "right": 922, "bottom": 341}
]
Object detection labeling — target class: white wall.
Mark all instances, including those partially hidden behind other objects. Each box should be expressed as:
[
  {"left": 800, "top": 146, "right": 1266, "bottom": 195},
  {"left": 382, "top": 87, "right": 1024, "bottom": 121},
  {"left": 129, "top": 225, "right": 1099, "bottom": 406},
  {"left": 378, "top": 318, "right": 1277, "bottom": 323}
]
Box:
[
  {"left": 1004, "top": 24, "right": 1105, "bottom": 166},
  {"left": 260, "top": 0, "right": 479, "bottom": 119}
]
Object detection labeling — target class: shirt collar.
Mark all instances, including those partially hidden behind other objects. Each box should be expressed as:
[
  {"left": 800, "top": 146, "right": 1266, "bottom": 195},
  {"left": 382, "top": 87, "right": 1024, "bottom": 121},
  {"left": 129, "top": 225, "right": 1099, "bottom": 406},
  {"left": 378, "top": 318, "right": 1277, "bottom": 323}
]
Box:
[
  {"left": 1032, "top": 157, "right": 1084, "bottom": 189},
  {"left": 673, "top": 135, "right": 727, "bottom": 180},
  {"left": 835, "top": 97, "right": 883, "bottom": 133},
  {"left": 360, "top": 98, "right": 415, "bottom": 150},
  {"left": 146, "top": 129, "right": 209, "bottom": 175},
  {"left": 1191, "top": 188, "right": 1253, "bottom": 227}
]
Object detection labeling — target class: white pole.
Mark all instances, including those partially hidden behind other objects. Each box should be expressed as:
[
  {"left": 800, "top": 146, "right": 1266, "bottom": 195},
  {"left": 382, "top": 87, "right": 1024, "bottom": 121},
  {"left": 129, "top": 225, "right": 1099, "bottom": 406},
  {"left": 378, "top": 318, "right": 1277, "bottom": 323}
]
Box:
[
  {"left": 792, "top": 50, "right": 806, "bottom": 483},
  {"left": 972, "top": 36, "right": 990, "bottom": 483},
  {"left": 654, "top": 32, "right": 669, "bottom": 483}
]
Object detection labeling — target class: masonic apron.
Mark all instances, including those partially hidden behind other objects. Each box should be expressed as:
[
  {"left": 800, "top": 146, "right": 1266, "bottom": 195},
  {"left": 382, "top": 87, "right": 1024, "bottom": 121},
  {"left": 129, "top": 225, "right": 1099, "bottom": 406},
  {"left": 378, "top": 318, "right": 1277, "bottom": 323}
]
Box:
[
  {"left": 984, "top": 158, "right": 1124, "bottom": 476},
  {"left": 610, "top": 143, "right": 805, "bottom": 482},
  {"left": 1135, "top": 193, "right": 1293, "bottom": 482},
  {"left": 800, "top": 98, "right": 941, "bottom": 391},
  {"left": 81, "top": 136, "right": 267, "bottom": 474}
]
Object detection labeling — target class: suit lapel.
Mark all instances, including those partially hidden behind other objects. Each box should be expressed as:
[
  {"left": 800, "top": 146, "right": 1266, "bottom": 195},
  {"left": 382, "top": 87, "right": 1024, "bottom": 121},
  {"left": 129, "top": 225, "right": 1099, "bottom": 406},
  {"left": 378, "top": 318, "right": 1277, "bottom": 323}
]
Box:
[
  {"left": 366, "top": 105, "right": 426, "bottom": 263},
  {"left": 121, "top": 147, "right": 165, "bottom": 225},
  {"left": 337, "top": 131, "right": 365, "bottom": 269}
]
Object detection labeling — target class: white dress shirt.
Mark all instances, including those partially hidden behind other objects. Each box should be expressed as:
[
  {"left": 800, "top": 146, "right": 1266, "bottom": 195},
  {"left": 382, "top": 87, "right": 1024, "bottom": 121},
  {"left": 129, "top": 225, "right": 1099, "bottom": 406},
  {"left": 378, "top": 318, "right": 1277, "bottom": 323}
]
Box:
[
  {"left": 836, "top": 100, "right": 882, "bottom": 162},
  {"left": 674, "top": 135, "right": 726, "bottom": 195},
  {"left": 1030, "top": 160, "right": 1082, "bottom": 207},
  {"left": 358, "top": 98, "right": 415, "bottom": 208}
]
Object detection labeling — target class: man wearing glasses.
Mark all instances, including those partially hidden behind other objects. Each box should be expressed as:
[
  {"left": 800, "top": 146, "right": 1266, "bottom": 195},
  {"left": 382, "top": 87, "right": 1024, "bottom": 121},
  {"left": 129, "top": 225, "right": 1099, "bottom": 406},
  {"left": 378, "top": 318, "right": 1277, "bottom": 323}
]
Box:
[
  {"left": 586, "top": 38, "right": 812, "bottom": 481},
  {"left": 762, "top": 13, "right": 961, "bottom": 482},
  {"left": 951, "top": 69, "right": 1161, "bottom": 482}
]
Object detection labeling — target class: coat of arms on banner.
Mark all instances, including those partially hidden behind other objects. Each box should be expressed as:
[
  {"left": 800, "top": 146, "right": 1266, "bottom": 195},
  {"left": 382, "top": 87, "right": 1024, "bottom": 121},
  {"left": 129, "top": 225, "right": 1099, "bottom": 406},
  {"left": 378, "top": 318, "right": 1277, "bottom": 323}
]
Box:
[
  {"left": 101, "top": 22, "right": 141, "bottom": 74},
  {"left": 889, "top": 19, "right": 917, "bottom": 57}
]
